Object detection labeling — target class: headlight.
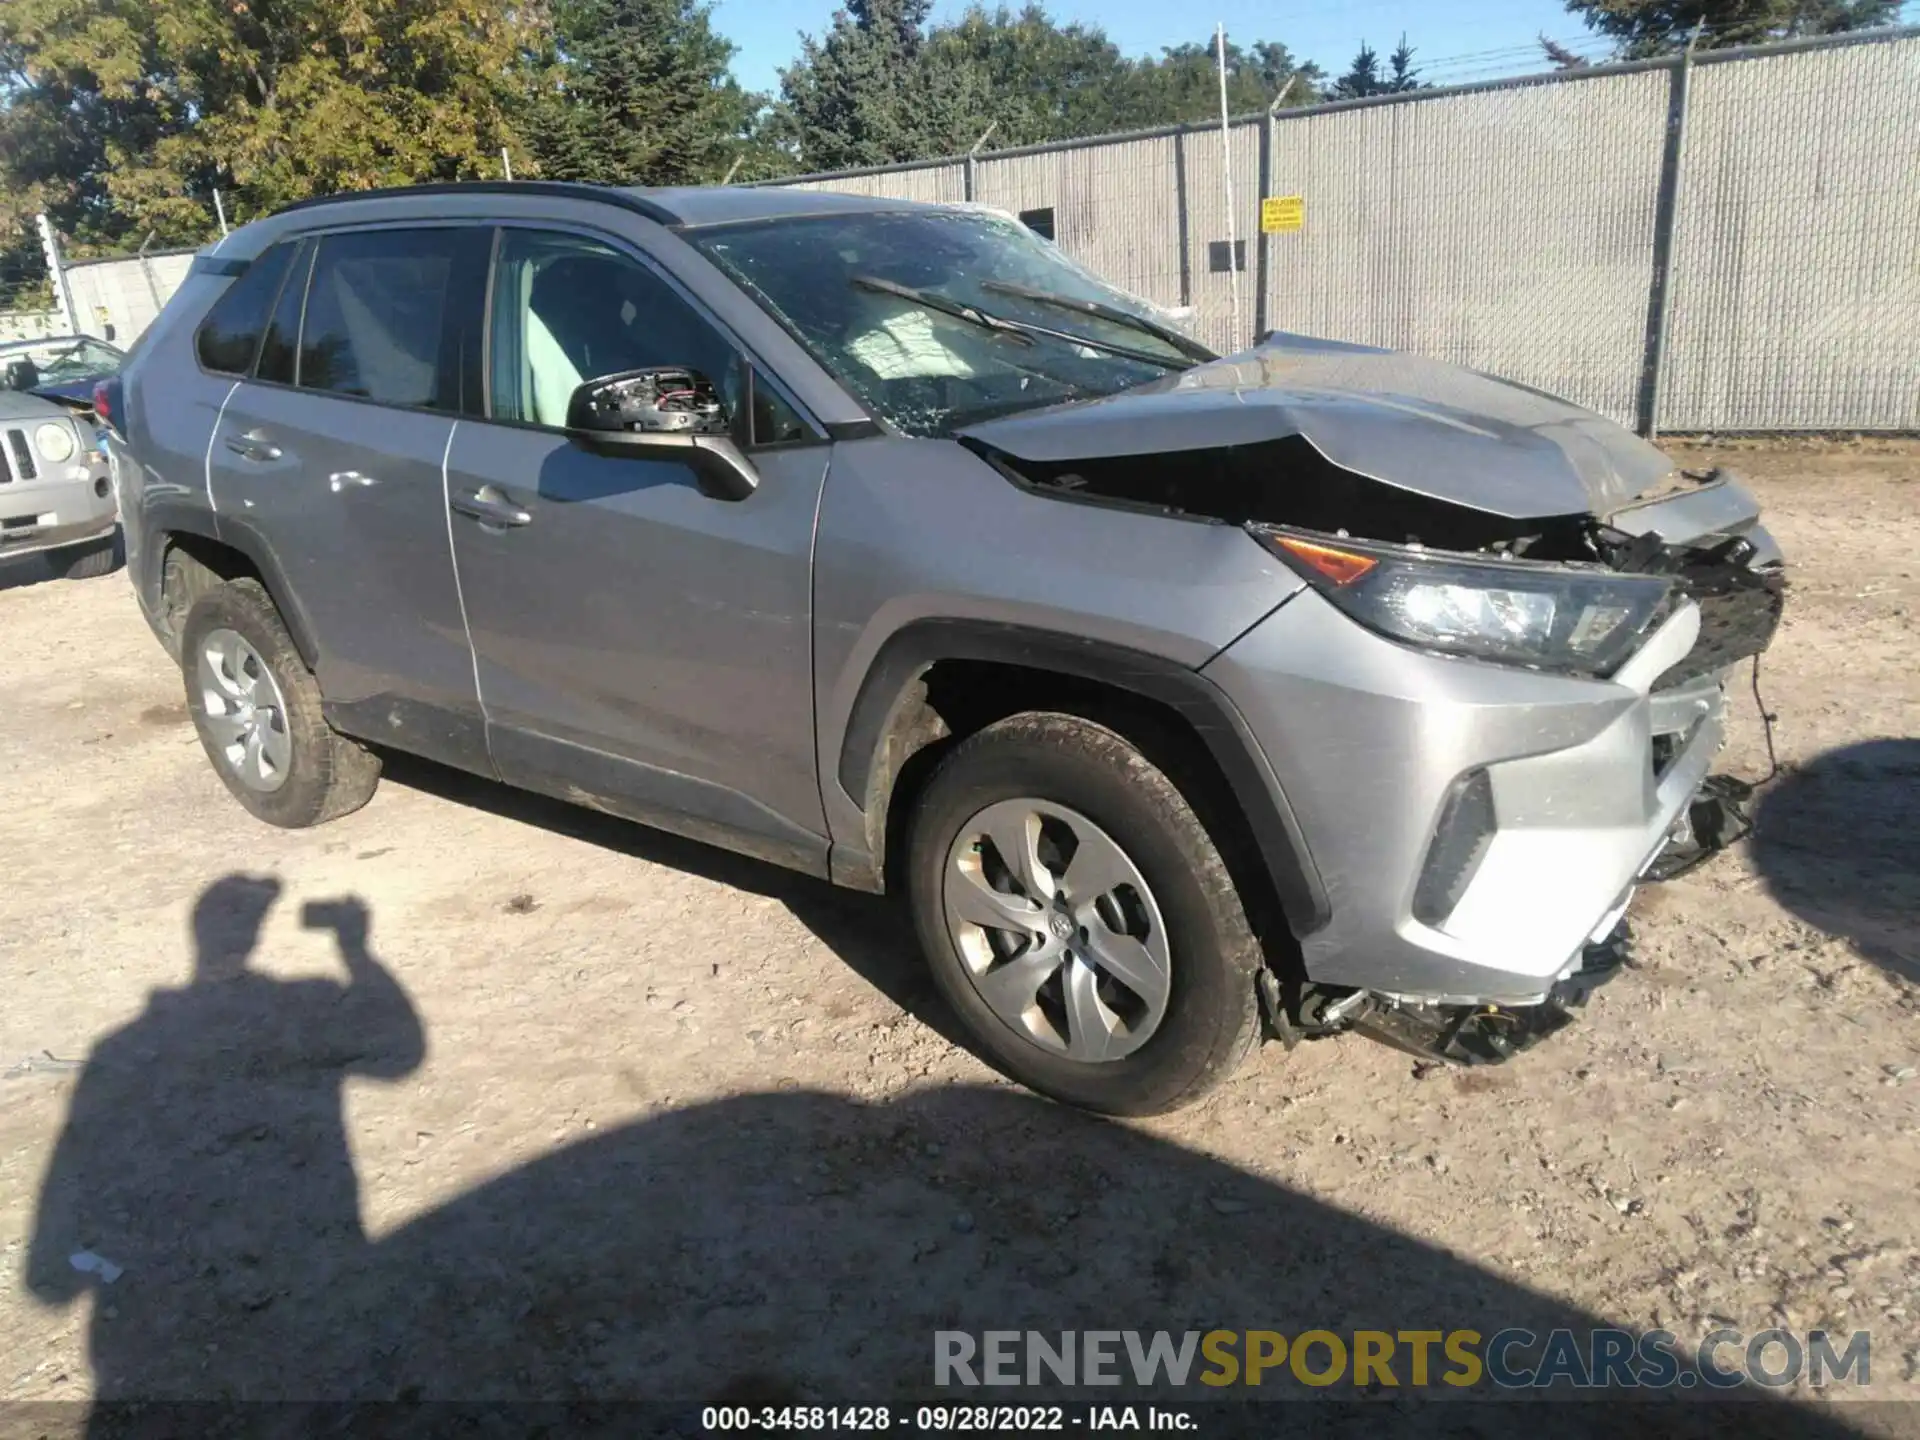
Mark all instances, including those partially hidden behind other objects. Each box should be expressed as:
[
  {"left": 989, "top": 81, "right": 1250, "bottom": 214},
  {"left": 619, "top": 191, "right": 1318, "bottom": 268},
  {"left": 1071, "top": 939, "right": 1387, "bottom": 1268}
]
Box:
[
  {"left": 34, "top": 422, "right": 75, "bottom": 463},
  {"left": 1250, "top": 525, "right": 1672, "bottom": 677}
]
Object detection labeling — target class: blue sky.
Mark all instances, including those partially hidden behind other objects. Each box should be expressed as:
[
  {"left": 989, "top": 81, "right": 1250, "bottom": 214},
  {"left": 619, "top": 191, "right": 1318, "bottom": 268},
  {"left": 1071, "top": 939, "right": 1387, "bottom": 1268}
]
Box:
[{"left": 716, "top": 0, "right": 1609, "bottom": 97}]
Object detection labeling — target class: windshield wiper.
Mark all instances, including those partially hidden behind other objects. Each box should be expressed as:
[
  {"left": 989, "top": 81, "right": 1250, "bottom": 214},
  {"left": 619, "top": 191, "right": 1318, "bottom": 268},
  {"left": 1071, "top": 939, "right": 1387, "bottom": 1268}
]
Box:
[
  {"left": 980, "top": 280, "right": 1217, "bottom": 364},
  {"left": 849, "top": 275, "right": 1035, "bottom": 346},
  {"left": 849, "top": 275, "right": 1188, "bottom": 369}
]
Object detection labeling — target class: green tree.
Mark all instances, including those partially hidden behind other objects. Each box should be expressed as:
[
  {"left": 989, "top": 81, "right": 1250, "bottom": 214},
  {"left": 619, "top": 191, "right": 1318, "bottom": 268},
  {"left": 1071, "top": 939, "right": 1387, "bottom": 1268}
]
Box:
[
  {"left": 919, "top": 6, "right": 1141, "bottom": 149},
  {"left": 777, "top": 9, "right": 1324, "bottom": 171},
  {"left": 1385, "top": 35, "right": 1424, "bottom": 91},
  {"left": 528, "top": 0, "right": 759, "bottom": 186},
  {"left": 0, "top": 0, "right": 540, "bottom": 250},
  {"left": 1132, "top": 36, "right": 1324, "bottom": 121},
  {"left": 1539, "top": 32, "right": 1593, "bottom": 67},
  {"left": 1562, "top": 0, "right": 1900, "bottom": 55},
  {"left": 776, "top": 0, "right": 944, "bottom": 170},
  {"left": 1331, "top": 43, "right": 1383, "bottom": 98}
]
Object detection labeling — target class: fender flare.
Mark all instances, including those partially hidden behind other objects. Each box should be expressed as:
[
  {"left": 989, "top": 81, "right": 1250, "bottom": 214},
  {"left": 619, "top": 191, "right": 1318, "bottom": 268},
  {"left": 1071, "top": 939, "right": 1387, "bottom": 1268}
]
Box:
[
  {"left": 145, "top": 502, "right": 321, "bottom": 670},
  {"left": 835, "top": 619, "right": 1331, "bottom": 937}
]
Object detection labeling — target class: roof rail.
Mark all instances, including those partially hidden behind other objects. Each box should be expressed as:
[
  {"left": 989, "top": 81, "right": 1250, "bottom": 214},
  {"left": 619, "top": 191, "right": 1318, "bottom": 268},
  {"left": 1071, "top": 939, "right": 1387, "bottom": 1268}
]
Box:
[{"left": 272, "top": 180, "right": 680, "bottom": 226}]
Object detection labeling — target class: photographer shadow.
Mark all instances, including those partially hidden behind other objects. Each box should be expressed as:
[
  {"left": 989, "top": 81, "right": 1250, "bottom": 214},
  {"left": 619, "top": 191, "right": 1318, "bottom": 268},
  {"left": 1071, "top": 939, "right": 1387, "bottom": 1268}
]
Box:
[
  {"left": 25, "top": 875, "right": 424, "bottom": 1402},
  {"left": 23, "top": 877, "right": 1870, "bottom": 1438}
]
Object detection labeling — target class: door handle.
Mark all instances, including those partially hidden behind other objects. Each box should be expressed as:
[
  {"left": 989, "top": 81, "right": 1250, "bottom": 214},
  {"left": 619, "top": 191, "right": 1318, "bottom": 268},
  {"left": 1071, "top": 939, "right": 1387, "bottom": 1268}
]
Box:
[
  {"left": 223, "top": 430, "right": 282, "bottom": 462},
  {"left": 328, "top": 470, "right": 377, "bottom": 492},
  {"left": 449, "top": 487, "right": 532, "bottom": 528}
]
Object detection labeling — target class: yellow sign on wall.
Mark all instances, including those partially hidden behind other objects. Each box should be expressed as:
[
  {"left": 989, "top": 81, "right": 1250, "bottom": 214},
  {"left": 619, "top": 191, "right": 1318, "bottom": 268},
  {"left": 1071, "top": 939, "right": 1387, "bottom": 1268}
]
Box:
[{"left": 1261, "top": 195, "right": 1305, "bottom": 233}]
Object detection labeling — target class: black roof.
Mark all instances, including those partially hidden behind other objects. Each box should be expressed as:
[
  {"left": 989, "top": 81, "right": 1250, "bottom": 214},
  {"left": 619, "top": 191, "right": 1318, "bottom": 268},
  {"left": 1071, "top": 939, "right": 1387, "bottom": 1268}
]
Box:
[{"left": 273, "top": 179, "right": 936, "bottom": 229}]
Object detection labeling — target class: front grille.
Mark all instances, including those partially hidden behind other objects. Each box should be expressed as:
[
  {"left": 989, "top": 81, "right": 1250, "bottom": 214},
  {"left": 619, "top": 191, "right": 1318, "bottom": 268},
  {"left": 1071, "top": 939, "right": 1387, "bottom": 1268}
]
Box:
[
  {"left": 1655, "top": 568, "right": 1785, "bottom": 689},
  {"left": 2, "top": 428, "right": 33, "bottom": 482}
]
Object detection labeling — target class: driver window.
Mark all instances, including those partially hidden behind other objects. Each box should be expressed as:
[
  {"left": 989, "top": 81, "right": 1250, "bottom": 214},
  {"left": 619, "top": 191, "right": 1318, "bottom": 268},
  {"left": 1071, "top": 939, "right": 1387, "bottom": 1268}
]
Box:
[{"left": 489, "top": 230, "right": 808, "bottom": 445}]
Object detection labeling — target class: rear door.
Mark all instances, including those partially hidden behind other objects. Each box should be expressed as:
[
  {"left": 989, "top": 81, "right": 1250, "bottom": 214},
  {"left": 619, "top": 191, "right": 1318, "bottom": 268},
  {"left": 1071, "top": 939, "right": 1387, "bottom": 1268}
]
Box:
[
  {"left": 123, "top": 241, "right": 301, "bottom": 617},
  {"left": 444, "top": 225, "right": 831, "bottom": 869},
  {"left": 207, "top": 224, "right": 493, "bottom": 773}
]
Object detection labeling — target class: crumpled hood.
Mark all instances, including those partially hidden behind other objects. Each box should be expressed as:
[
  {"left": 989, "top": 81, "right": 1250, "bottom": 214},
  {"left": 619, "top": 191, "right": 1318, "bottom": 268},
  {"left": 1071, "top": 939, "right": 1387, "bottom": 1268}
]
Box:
[{"left": 959, "top": 333, "right": 1677, "bottom": 521}]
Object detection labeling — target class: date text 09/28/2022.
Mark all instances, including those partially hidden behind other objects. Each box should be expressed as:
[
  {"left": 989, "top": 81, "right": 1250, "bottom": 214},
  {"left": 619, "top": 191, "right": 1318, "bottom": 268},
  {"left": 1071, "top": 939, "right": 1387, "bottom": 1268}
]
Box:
[{"left": 701, "top": 1406, "right": 1185, "bottom": 1432}]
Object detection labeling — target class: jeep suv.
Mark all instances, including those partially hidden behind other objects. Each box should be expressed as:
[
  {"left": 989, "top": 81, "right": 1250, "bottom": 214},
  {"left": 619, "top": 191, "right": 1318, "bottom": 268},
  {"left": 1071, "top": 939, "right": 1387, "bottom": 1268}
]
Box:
[
  {"left": 0, "top": 337, "right": 122, "bottom": 579},
  {"left": 110, "top": 182, "right": 1784, "bottom": 1114}
]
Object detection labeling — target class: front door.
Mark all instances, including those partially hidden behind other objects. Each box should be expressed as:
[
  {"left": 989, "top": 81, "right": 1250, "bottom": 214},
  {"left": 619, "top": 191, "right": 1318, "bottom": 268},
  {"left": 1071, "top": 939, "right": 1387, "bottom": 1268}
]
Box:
[
  {"left": 207, "top": 225, "right": 493, "bottom": 772},
  {"left": 445, "top": 227, "right": 831, "bottom": 869}
]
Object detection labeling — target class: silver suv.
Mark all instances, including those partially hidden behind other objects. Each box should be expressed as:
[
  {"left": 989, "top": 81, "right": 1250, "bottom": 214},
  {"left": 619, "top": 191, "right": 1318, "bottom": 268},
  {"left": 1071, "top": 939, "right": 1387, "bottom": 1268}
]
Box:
[{"left": 110, "top": 182, "right": 1785, "bottom": 1114}]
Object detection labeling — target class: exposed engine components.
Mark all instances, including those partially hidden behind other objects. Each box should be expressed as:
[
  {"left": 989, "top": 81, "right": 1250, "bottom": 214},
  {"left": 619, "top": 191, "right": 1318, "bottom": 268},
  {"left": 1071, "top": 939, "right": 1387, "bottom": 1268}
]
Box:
[
  {"left": 1345, "top": 921, "right": 1635, "bottom": 1065},
  {"left": 1262, "top": 922, "right": 1637, "bottom": 1066}
]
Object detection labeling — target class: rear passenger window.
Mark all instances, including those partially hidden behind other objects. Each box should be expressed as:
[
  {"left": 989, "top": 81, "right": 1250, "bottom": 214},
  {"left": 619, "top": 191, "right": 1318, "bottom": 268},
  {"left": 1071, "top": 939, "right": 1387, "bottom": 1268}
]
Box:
[
  {"left": 195, "top": 242, "right": 297, "bottom": 374},
  {"left": 297, "top": 228, "right": 488, "bottom": 411},
  {"left": 254, "top": 240, "right": 313, "bottom": 386}
]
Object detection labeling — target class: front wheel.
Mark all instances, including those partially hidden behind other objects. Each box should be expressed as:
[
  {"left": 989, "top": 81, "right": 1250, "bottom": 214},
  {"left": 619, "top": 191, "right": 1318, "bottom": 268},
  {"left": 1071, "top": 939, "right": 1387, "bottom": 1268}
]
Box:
[
  {"left": 905, "top": 712, "right": 1264, "bottom": 1116},
  {"left": 179, "top": 578, "right": 381, "bottom": 828}
]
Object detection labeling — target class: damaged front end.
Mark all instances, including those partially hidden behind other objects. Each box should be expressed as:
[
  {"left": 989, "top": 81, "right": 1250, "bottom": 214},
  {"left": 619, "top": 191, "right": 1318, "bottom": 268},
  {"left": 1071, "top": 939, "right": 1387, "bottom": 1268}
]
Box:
[
  {"left": 1344, "top": 918, "right": 1636, "bottom": 1066},
  {"left": 962, "top": 334, "right": 1787, "bottom": 1065}
]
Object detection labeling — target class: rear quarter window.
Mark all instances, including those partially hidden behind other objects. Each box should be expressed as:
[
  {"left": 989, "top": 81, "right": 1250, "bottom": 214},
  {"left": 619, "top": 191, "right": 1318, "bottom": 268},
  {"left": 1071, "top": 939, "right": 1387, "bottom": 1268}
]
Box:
[{"left": 194, "top": 242, "right": 298, "bottom": 375}]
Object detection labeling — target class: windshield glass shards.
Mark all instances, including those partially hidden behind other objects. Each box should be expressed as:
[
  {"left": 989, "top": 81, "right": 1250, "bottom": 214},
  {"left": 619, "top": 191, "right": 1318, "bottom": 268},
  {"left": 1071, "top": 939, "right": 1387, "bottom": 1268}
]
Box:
[{"left": 689, "top": 209, "right": 1210, "bottom": 437}]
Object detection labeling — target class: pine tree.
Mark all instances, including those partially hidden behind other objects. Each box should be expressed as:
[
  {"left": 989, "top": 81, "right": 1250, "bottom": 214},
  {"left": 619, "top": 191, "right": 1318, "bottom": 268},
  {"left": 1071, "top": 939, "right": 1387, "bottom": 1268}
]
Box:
[
  {"left": 1563, "top": 0, "right": 1900, "bottom": 57},
  {"left": 529, "top": 0, "right": 753, "bottom": 186},
  {"left": 1538, "top": 33, "right": 1591, "bottom": 68},
  {"left": 1332, "top": 43, "right": 1383, "bottom": 99},
  {"left": 776, "top": 0, "right": 939, "bottom": 170},
  {"left": 1385, "top": 35, "right": 1423, "bottom": 92}
]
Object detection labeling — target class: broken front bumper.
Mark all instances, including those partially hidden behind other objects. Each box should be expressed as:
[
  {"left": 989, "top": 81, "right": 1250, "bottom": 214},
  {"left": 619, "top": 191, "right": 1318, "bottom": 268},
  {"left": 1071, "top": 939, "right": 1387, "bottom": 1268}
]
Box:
[{"left": 1205, "top": 587, "right": 1728, "bottom": 1007}]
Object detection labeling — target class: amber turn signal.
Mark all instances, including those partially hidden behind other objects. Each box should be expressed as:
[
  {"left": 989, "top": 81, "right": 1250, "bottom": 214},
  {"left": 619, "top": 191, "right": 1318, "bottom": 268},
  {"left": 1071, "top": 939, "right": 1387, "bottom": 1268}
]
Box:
[{"left": 1270, "top": 534, "right": 1378, "bottom": 586}]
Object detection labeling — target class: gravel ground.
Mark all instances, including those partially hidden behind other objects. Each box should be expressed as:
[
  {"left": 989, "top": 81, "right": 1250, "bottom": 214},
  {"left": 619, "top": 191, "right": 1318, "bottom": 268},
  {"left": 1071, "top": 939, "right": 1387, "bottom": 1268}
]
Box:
[{"left": 0, "top": 438, "right": 1914, "bottom": 1433}]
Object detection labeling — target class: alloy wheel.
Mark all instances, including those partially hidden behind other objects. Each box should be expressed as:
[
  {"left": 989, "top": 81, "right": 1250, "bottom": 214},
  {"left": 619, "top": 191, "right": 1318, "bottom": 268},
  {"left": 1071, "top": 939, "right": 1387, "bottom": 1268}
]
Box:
[
  {"left": 943, "top": 798, "right": 1172, "bottom": 1062},
  {"left": 196, "top": 627, "right": 293, "bottom": 793}
]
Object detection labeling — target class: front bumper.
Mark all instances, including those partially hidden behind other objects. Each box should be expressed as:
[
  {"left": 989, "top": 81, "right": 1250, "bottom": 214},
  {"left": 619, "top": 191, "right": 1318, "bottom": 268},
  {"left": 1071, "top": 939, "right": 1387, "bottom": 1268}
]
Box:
[
  {"left": 0, "top": 430, "right": 118, "bottom": 562},
  {"left": 1205, "top": 587, "right": 1725, "bottom": 1005}
]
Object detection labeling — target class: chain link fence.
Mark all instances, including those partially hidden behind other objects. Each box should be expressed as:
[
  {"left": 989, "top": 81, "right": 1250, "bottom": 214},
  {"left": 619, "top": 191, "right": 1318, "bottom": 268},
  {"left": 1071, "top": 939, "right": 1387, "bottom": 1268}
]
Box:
[
  {"left": 771, "top": 27, "right": 1920, "bottom": 434},
  {"left": 2, "top": 28, "right": 1912, "bottom": 431}
]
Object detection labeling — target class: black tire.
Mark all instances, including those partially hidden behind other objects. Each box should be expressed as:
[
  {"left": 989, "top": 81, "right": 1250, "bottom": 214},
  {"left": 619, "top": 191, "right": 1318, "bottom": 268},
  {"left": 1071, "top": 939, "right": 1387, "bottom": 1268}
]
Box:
[
  {"left": 179, "top": 578, "right": 381, "bottom": 828},
  {"left": 160, "top": 544, "right": 222, "bottom": 658},
  {"left": 905, "top": 712, "right": 1264, "bottom": 1116},
  {"left": 57, "top": 539, "right": 119, "bottom": 580}
]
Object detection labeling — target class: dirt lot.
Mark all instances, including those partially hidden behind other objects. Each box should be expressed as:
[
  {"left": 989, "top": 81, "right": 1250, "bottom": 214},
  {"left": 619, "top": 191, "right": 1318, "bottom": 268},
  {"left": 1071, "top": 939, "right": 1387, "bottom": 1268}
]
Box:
[{"left": 0, "top": 439, "right": 1915, "bottom": 1430}]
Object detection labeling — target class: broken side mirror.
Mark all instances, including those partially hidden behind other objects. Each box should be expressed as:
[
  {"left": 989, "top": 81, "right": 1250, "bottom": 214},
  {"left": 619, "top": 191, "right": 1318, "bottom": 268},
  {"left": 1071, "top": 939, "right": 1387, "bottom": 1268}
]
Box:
[{"left": 564, "top": 366, "right": 758, "bottom": 502}]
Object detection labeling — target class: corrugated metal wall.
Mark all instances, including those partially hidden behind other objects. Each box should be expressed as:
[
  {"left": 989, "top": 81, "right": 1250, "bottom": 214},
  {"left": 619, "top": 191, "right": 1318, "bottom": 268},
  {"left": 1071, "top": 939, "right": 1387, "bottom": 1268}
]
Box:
[
  {"left": 1659, "top": 35, "right": 1920, "bottom": 430},
  {"left": 787, "top": 162, "right": 968, "bottom": 206},
  {"left": 1262, "top": 71, "right": 1669, "bottom": 426},
  {"left": 973, "top": 132, "right": 1188, "bottom": 316},
  {"left": 1170, "top": 121, "right": 1261, "bottom": 356},
  {"left": 776, "top": 30, "right": 1920, "bottom": 432}
]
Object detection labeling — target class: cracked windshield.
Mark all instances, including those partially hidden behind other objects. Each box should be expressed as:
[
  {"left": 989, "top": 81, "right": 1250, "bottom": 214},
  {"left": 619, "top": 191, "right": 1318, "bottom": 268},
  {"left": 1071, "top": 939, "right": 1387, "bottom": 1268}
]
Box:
[{"left": 690, "top": 208, "right": 1209, "bottom": 436}]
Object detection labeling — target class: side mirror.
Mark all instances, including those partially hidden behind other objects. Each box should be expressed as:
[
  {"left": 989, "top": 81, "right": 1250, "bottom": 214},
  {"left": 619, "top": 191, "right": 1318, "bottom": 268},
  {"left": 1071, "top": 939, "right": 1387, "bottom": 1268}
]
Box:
[
  {"left": 564, "top": 366, "right": 758, "bottom": 502},
  {"left": 3, "top": 359, "right": 36, "bottom": 391}
]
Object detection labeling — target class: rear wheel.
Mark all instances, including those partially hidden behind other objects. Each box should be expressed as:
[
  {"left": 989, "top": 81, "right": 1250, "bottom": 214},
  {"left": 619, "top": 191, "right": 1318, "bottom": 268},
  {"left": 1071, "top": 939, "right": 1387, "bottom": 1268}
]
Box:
[
  {"left": 905, "top": 712, "right": 1264, "bottom": 1116},
  {"left": 179, "top": 579, "right": 380, "bottom": 828}
]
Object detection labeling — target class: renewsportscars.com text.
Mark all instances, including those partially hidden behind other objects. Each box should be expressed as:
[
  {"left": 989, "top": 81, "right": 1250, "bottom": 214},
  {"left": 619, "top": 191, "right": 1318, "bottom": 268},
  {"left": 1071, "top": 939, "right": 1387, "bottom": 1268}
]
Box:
[{"left": 934, "top": 1328, "right": 1872, "bottom": 1390}]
